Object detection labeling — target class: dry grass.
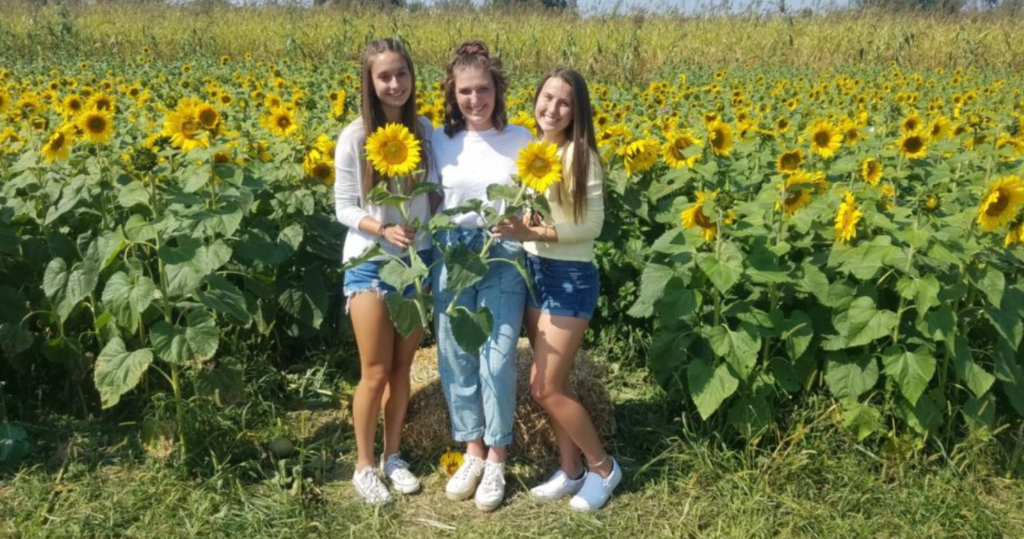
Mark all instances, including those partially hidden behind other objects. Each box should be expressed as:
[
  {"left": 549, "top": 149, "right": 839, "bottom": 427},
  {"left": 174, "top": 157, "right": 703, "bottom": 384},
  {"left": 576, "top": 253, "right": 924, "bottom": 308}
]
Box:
[{"left": 402, "top": 337, "right": 616, "bottom": 465}]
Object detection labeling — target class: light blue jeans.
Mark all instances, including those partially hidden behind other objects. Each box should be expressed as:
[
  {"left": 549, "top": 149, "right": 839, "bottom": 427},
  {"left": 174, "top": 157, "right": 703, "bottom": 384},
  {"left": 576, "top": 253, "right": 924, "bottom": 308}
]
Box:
[{"left": 432, "top": 228, "right": 526, "bottom": 447}]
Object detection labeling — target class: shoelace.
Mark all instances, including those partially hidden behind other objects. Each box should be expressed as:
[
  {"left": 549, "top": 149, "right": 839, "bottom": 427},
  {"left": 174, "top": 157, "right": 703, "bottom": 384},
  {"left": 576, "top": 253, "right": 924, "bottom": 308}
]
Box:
[
  {"left": 480, "top": 465, "right": 503, "bottom": 491},
  {"left": 359, "top": 470, "right": 388, "bottom": 501},
  {"left": 386, "top": 457, "right": 415, "bottom": 481},
  {"left": 452, "top": 457, "right": 476, "bottom": 482}
]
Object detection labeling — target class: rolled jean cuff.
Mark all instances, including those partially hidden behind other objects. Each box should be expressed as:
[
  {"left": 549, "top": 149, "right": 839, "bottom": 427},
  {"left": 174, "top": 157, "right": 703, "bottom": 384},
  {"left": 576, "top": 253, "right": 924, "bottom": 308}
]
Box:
[
  {"left": 452, "top": 427, "right": 486, "bottom": 443},
  {"left": 484, "top": 431, "right": 513, "bottom": 447}
]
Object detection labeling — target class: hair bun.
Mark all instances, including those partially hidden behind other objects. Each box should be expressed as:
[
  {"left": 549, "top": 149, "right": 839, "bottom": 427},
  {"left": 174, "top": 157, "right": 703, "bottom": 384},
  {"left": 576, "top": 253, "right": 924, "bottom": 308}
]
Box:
[{"left": 456, "top": 40, "right": 489, "bottom": 58}]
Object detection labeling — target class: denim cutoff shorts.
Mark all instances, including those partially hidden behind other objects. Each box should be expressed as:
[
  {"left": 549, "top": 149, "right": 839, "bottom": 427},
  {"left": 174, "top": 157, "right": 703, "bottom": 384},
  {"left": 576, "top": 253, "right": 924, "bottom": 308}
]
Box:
[
  {"left": 525, "top": 253, "right": 599, "bottom": 320},
  {"left": 342, "top": 248, "right": 434, "bottom": 307}
]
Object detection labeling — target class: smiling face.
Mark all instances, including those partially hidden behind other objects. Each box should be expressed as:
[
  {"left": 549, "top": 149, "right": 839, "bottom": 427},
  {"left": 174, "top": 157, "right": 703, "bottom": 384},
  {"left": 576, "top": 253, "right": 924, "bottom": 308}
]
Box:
[
  {"left": 370, "top": 51, "right": 412, "bottom": 119},
  {"left": 534, "top": 76, "right": 574, "bottom": 145},
  {"left": 454, "top": 66, "right": 496, "bottom": 131}
]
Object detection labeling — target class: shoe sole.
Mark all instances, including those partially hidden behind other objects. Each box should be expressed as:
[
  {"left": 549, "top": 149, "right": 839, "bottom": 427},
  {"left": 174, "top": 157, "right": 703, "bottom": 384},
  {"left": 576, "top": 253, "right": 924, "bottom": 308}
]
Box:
[
  {"left": 475, "top": 499, "right": 502, "bottom": 512},
  {"left": 446, "top": 489, "right": 475, "bottom": 501},
  {"left": 392, "top": 482, "right": 420, "bottom": 495}
]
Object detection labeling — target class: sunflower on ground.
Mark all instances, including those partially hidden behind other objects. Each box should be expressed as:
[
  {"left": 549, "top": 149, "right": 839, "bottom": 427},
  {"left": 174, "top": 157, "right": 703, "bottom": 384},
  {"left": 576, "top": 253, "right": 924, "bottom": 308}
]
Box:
[
  {"left": 440, "top": 448, "right": 463, "bottom": 476},
  {"left": 807, "top": 119, "right": 842, "bottom": 158},
  {"left": 861, "top": 158, "right": 883, "bottom": 186},
  {"left": 365, "top": 123, "right": 422, "bottom": 178},
  {"left": 516, "top": 140, "right": 562, "bottom": 192},
  {"left": 776, "top": 149, "right": 804, "bottom": 174},
  {"left": 77, "top": 109, "right": 114, "bottom": 144},
  {"left": 835, "top": 190, "right": 864, "bottom": 243},
  {"left": 706, "top": 119, "right": 733, "bottom": 157},
  {"left": 976, "top": 175, "right": 1024, "bottom": 231},
  {"left": 510, "top": 110, "right": 538, "bottom": 137},
  {"left": 263, "top": 106, "right": 298, "bottom": 138},
  {"left": 618, "top": 138, "right": 659, "bottom": 176},
  {"left": 662, "top": 130, "right": 702, "bottom": 169},
  {"left": 680, "top": 190, "right": 720, "bottom": 242},
  {"left": 897, "top": 131, "right": 928, "bottom": 160},
  {"left": 40, "top": 125, "right": 74, "bottom": 164}
]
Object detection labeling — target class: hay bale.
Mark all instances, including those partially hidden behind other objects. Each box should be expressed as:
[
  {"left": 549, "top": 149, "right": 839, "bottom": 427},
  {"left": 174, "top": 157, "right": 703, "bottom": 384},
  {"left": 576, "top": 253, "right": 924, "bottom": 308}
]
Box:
[{"left": 402, "top": 337, "right": 615, "bottom": 465}]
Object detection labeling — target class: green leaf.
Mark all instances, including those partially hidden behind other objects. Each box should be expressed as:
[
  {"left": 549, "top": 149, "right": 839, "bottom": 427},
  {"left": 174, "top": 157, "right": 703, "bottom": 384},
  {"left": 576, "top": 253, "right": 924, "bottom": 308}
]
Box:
[
  {"left": 697, "top": 250, "right": 742, "bottom": 294},
  {"left": 94, "top": 337, "right": 153, "bottom": 409},
  {"left": 195, "top": 359, "right": 246, "bottom": 406},
  {"left": 825, "top": 354, "right": 879, "bottom": 401},
  {"left": 384, "top": 293, "right": 425, "bottom": 338},
  {"left": 341, "top": 243, "right": 384, "bottom": 271},
  {"left": 841, "top": 401, "right": 881, "bottom": 441},
  {"left": 367, "top": 182, "right": 409, "bottom": 208},
  {"left": 124, "top": 214, "right": 156, "bottom": 243},
  {"left": 183, "top": 169, "right": 210, "bottom": 193},
  {"left": 898, "top": 388, "right": 944, "bottom": 435},
  {"left": 42, "top": 257, "right": 99, "bottom": 323},
  {"left": 278, "top": 270, "right": 327, "bottom": 329},
  {"left": 443, "top": 244, "right": 488, "bottom": 290},
  {"left": 728, "top": 396, "right": 770, "bottom": 440},
  {"left": 970, "top": 265, "right": 1005, "bottom": 308},
  {"left": 916, "top": 304, "right": 956, "bottom": 341},
  {"left": 150, "top": 310, "right": 219, "bottom": 366},
  {"left": 650, "top": 228, "right": 695, "bottom": 255},
  {"left": 950, "top": 336, "right": 995, "bottom": 399},
  {"left": 0, "top": 423, "right": 30, "bottom": 468},
  {"left": 117, "top": 181, "right": 151, "bottom": 209},
  {"left": 882, "top": 346, "right": 936, "bottom": 406},
  {"left": 380, "top": 258, "right": 426, "bottom": 292},
  {"left": 706, "top": 323, "right": 761, "bottom": 381},
  {"left": 896, "top": 274, "right": 940, "bottom": 318},
  {"left": 101, "top": 271, "right": 156, "bottom": 334},
  {"left": 784, "top": 310, "right": 814, "bottom": 361},
  {"left": 688, "top": 358, "right": 739, "bottom": 420},
  {"left": 627, "top": 263, "right": 674, "bottom": 318},
  {"left": 984, "top": 304, "right": 1023, "bottom": 351},
  {"left": 828, "top": 236, "right": 899, "bottom": 280},
  {"left": 961, "top": 393, "right": 996, "bottom": 431},
  {"left": 197, "top": 274, "right": 251, "bottom": 325},
  {"left": 0, "top": 323, "right": 34, "bottom": 357},
  {"left": 449, "top": 306, "right": 493, "bottom": 354},
  {"left": 842, "top": 296, "right": 898, "bottom": 348},
  {"left": 798, "top": 262, "right": 830, "bottom": 304},
  {"left": 648, "top": 329, "right": 693, "bottom": 395},
  {"left": 162, "top": 239, "right": 232, "bottom": 298},
  {"left": 657, "top": 283, "right": 700, "bottom": 321}
]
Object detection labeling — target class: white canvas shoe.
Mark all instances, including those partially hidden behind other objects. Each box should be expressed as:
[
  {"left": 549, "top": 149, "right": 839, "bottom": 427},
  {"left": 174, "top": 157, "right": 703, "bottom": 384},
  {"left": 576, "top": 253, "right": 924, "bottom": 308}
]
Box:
[
  {"left": 381, "top": 453, "right": 420, "bottom": 494},
  {"left": 529, "top": 469, "right": 585, "bottom": 501},
  {"left": 445, "top": 454, "right": 485, "bottom": 501},
  {"left": 569, "top": 458, "right": 622, "bottom": 511},
  {"left": 474, "top": 460, "right": 506, "bottom": 512},
  {"left": 352, "top": 466, "right": 392, "bottom": 505}
]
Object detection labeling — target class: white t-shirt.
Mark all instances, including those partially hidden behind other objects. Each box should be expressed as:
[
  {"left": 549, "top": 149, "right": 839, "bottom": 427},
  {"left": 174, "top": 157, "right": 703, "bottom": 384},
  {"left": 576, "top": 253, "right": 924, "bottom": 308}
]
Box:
[
  {"left": 432, "top": 125, "right": 534, "bottom": 229},
  {"left": 333, "top": 116, "right": 436, "bottom": 263}
]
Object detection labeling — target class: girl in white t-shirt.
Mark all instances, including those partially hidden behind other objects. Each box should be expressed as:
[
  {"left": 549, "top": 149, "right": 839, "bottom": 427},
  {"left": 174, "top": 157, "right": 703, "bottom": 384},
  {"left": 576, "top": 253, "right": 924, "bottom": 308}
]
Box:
[
  {"left": 333, "top": 38, "right": 435, "bottom": 505},
  {"left": 493, "top": 68, "right": 621, "bottom": 511},
  {"left": 431, "top": 41, "right": 532, "bottom": 512}
]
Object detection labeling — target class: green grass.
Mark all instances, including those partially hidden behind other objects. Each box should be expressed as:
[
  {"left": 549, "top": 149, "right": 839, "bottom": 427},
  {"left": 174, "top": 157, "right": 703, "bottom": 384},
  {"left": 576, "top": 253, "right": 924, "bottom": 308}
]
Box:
[{"left": 3, "top": 359, "right": 1023, "bottom": 539}]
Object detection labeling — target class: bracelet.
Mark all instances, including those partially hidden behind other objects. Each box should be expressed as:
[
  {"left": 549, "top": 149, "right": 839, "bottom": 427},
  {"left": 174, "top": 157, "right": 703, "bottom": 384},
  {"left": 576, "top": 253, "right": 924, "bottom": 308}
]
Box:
[{"left": 378, "top": 222, "right": 395, "bottom": 239}]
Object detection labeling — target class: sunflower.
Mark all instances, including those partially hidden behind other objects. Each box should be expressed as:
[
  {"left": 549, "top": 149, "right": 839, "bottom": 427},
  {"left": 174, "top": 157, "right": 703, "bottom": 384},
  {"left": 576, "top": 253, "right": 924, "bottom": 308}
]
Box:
[
  {"left": 976, "top": 175, "right": 1024, "bottom": 231},
  {"left": 900, "top": 112, "right": 923, "bottom": 133},
  {"left": 365, "top": 123, "right": 422, "bottom": 178},
  {"left": 40, "top": 126, "right": 74, "bottom": 164},
  {"left": 1005, "top": 217, "right": 1024, "bottom": 247},
  {"left": 87, "top": 92, "right": 114, "bottom": 112},
  {"left": 777, "top": 171, "right": 815, "bottom": 214},
  {"left": 927, "top": 116, "right": 950, "bottom": 140},
  {"left": 841, "top": 121, "right": 863, "bottom": 146},
  {"left": 162, "top": 107, "right": 208, "bottom": 153},
  {"left": 510, "top": 110, "right": 538, "bottom": 137},
  {"left": 196, "top": 102, "right": 220, "bottom": 130},
  {"left": 303, "top": 148, "right": 335, "bottom": 186},
  {"left": 775, "top": 149, "right": 803, "bottom": 174},
  {"left": 835, "top": 191, "right": 864, "bottom": 243},
  {"left": 807, "top": 119, "right": 842, "bottom": 158},
  {"left": 861, "top": 158, "right": 883, "bottom": 186},
  {"left": 0, "top": 88, "right": 9, "bottom": 112},
  {"left": 618, "top": 138, "right": 659, "bottom": 176},
  {"left": 706, "top": 120, "right": 733, "bottom": 157},
  {"left": 515, "top": 140, "right": 562, "bottom": 192},
  {"left": 61, "top": 95, "right": 84, "bottom": 117},
  {"left": 680, "top": 190, "right": 719, "bottom": 242},
  {"left": 897, "top": 131, "right": 927, "bottom": 160},
  {"left": 439, "top": 448, "right": 464, "bottom": 476},
  {"left": 662, "top": 130, "right": 702, "bottom": 169},
  {"left": 264, "top": 106, "right": 298, "bottom": 138},
  {"left": 775, "top": 116, "right": 791, "bottom": 133},
  {"left": 77, "top": 109, "right": 114, "bottom": 144}
]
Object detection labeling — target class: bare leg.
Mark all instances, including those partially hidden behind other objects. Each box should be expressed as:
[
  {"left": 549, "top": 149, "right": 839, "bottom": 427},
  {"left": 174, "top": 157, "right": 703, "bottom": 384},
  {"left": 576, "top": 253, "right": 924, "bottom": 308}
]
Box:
[
  {"left": 350, "top": 292, "right": 395, "bottom": 470},
  {"left": 529, "top": 311, "right": 612, "bottom": 478},
  {"left": 381, "top": 325, "right": 424, "bottom": 459}
]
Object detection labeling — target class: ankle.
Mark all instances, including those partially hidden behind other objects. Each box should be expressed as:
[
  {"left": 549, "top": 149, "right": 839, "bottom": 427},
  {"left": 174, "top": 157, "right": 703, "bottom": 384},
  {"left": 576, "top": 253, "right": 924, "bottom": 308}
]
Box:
[
  {"left": 562, "top": 463, "right": 585, "bottom": 480},
  {"left": 588, "top": 455, "right": 613, "bottom": 478}
]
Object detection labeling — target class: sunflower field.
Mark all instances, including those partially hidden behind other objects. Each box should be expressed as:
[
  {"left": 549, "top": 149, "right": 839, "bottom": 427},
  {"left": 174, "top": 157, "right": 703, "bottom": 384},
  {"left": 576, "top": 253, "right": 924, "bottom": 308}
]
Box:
[{"left": 2, "top": 4, "right": 1024, "bottom": 469}]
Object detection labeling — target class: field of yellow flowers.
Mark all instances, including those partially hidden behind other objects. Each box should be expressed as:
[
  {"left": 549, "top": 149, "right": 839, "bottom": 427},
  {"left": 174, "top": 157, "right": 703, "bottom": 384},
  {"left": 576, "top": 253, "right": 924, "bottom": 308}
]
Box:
[{"left": 2, "top": 2, "right": 1024, "bottom": 461}]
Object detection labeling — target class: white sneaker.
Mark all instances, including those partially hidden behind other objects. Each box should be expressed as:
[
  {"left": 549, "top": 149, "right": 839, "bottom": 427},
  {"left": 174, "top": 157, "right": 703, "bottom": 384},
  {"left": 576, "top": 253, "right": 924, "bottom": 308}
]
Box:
[
  {"left": 353, "top": 466, "right": 392, "bottom": 505},
  {"left": 381, "top": 453, "right": 420, "bottom": 494},
  {"left": 474, "top": 460, "right": 506, "bottom": 512},
  {"left": 529, "top": 469, "right": 585, "bottom": 501},
  {"left": 569, "top": 458, "right": 622, "bottom": 511},
  {"left": 445, "top": 454, "right": 485, "bottom": 501}
]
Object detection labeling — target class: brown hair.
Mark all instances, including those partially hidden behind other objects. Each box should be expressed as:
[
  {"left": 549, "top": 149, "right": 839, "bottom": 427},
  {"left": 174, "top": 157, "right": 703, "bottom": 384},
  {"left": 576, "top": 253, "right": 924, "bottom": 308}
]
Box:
[
  {"left": 359, "top": 38, "right": 428, "bottom": 196},
  {"left": 534, "top": 67, "right": 600, "bottom": 222},
  {"left": 441, "top": 40, "right": 508, "bottom": 138}
]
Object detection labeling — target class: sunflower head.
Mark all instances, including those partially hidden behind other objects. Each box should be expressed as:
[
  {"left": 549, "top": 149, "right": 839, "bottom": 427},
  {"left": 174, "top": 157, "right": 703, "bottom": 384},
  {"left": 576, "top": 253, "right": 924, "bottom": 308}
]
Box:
[
  {"left": 900, "top": 112, "right": 923, "bottom": 133},
  {"left": 807, "top": 119, "right": 842, "bottom": 158},
  {"left": 834, "top": 190, "right": 864, "bottom": 243},
  {"left": 662, "top": 130, "right": 702, "bottom": 169},
  {"left": 365, "top": 123, "right": 422, "bottom": 178},
  {"left": 680, "top": 190, "right": 719, "bottom": 242},
  {"left": 776, "top": 149, "right": 804, "bottom": 174},
  {"left": 777, "top": 171, "right": 817, "bottom": 214},
  {"left": 898, "top": 131, "right": 927, "bottom": 160},
  {"left": 706, "top": 120, "right": 733, "bottom": 157},
  {"left": 516, "top": 140, "right": 562, "bottom": 193},
  {"left": 977, "top": 175, "right": 1024, "bottom": 231},
  {"left": 264, "top": 106, "right": 298, "bottom": 138},
  {"left": 196, "top": 103, "right": 220, "bottom": 130},
  {"left": 439, "top": 448, "right": 464, "bottom": 476},
  {"left": 303, "top": 148, "right": 335, "bottom": 186},
  {"left": 618, "top": 138, "right": 659, "bottom": 176},
  {"left": 77, "top": 109, "right": 114, "bottom": 144},
  {"left": 861, "top": 158, "right": 883, "bottom": 186},
  {"left": 40, "top": 125, "right": 74, "bottom": 164}
]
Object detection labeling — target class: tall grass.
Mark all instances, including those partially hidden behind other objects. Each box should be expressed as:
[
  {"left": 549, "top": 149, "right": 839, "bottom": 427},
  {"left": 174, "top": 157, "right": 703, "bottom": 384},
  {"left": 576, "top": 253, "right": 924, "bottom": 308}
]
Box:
[{"left": 2, "top": 0, "right": 1024, "bottom": 79}]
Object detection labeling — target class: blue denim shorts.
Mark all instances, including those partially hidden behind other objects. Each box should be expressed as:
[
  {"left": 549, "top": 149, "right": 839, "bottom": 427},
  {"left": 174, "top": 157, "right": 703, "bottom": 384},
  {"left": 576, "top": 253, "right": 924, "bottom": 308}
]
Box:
[
  {"left": 343, "top": 248, "right": 434, "bottom": 302},
  {"left": 525, "top": 253, "right": 599, "bottom": 320}
]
